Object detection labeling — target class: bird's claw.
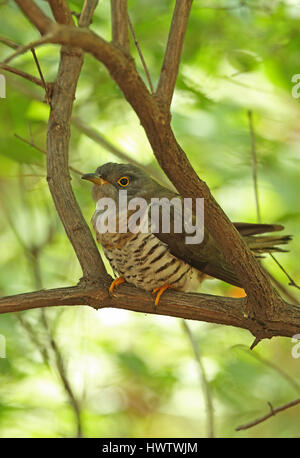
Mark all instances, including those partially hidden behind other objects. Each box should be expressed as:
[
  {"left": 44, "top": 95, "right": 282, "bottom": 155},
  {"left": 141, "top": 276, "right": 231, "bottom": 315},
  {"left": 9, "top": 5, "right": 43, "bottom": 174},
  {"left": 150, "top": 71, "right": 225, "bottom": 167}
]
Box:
[
  {"left": 109, "top": 276, "right": 126, "bottom": 294},
  {"left": 152, "top": 283, "right": 172, "bottom": 307}
]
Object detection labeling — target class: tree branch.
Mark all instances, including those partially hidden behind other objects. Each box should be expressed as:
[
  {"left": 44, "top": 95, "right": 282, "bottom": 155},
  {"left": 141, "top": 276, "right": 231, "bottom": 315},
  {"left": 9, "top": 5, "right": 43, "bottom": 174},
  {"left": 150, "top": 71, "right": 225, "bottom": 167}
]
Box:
[
  {"left": 0, "top": 35, "right": 19, "bottom": 49},
  {"left": 0, "top": 284, "right": 299, "bottom": 340},
  {"left": 111, "top": 0, "right": 129, "bottom": 52},
  {"left": 14, "top": 0, "right": 54, "bottom": 35},
  {"left": 236, "top": 398, "right": 300, "bottom": 431},
  {"left": 43, "top": 312, "right": 83, "bottom": 437},
  {"left": 47, "top": 0, "right": 74, "bottom": 25},
  {"left": 14, "top": 133, "right": 83, "bottom": 175},
  {"left": 5, "top": 187, "right": 83, "bottom": 437},
  {"left": 182, "top": 320, "right": 214, "bottom": 438},
  {"left": 0, "top": 63, "right": 44, "bottom": 87},
  {"left": 79, "top": 0, "right": 99, "bottom": 27},
  {"left": 45, "top": 14, "right": 107, "bottom": 282},
  {"left": 248, "top": 110, "right": 261, "bottom": 223},
  {"left": 128, "top": 15, "right": 154, "bottom": 94},
  {"left": 156, "top": 0, "right": 193, "bottom": 108}
]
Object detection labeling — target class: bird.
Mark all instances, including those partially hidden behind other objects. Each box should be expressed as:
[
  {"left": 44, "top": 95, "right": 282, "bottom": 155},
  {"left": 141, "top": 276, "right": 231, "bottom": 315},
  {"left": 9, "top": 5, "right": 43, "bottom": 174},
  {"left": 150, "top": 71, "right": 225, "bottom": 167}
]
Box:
[{"left": 82, "top": 162, "right": 291, "bottom": 305}]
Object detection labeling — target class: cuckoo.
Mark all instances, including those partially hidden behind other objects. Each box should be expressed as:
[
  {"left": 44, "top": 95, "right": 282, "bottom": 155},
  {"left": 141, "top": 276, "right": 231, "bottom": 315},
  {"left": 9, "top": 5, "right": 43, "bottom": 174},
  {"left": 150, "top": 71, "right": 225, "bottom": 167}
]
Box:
[{"left": 82, "top": 163, "right": 291, "bottom": 305}]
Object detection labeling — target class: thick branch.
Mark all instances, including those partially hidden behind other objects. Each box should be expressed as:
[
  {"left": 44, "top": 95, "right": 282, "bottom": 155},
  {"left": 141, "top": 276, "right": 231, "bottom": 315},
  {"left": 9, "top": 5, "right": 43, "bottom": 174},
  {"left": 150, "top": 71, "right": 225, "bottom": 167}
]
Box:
[
  {"left": 111, "top": 0, "right": 129, "bottom": 52},
  {"left": 0, "top": 284, "right": 299, "bottom": 340},
  {"left": 14, "top": 0, "right": 54, "bottom": 35},
  {"left": 156, "top": 0, "right": 193, "bottom": 108},
  {"left": 46, "top": 16, "right": 107, "bottom": 282}
]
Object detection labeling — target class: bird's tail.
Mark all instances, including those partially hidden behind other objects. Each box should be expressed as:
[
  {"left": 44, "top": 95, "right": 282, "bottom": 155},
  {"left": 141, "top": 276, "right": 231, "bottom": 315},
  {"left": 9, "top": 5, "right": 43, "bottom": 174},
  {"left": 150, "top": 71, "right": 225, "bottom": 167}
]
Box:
[
  {"left": 234, "top": 222, "right": 292, "bottom": 255},
  {"left": 202, "top": 222, "right": 291, "bottom": 287},
  {"left": 246, "top": 234, "right": 292, "bottom": 255}
]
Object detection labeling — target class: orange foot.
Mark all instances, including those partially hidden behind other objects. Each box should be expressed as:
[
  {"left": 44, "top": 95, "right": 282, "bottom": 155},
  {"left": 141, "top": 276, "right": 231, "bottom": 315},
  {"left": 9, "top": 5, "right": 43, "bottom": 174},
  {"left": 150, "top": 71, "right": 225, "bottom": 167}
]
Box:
[
  {"left": 152, "top": 283, "right": 172, "bottom": 307},
  {"left": 109, "top": 276, "right": 126, "bottom": 294}
]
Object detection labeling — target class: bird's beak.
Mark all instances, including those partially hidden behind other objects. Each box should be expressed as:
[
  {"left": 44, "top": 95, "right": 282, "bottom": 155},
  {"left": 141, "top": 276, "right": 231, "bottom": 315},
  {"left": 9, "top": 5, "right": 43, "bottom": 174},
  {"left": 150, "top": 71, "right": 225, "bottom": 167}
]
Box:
[{"left": 81, "top": 173, "right": 109, "bottom": 185}]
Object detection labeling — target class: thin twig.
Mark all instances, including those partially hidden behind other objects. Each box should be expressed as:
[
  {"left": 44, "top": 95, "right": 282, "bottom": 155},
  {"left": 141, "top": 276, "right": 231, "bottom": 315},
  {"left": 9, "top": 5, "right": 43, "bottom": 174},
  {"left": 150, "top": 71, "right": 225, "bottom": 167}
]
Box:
[
  {"left": 234, "top": 345, "right": 300, "bottom": 394},
  {"left": 128, "top": 16, "right": 153, "bottom": 94},
  {"left": 270, "top": 253, "right": 300, "bottom": 291},
  {"left": 5, "top": 174, "right": 45, "bottom": 179},
  {"left": 14, "top": 133, "right": 83, "bottom": 175},
  {"left": 199, "top": 3, "right": 245, "bottom": 10},
  {"left": 266, "top": 268, "right": 300, "bottom": 305},
  {"left": 181, "top": 320, "right": 214, "bottom": 438},
  {"left": 248, "top": 110, "right": 261, "bottom": 223},
  {"left": 16, "top": 313, "right": 49, "bottom": 362},
  {"left": 236, "top": 397, "right": 300, "bottom": 431},
  {"left": 4, "top": 174, "right": 83, "bottom": 437},
  {"left": 15, "top": 133, "right": 46, "bottom": 155},
  {"left": 30, "top": 48, "right": 53, "bottom": 107},
  {"left": 41, "top": 310, "right": 83, "bottom": 437},
  {"left": 0, "top": 35, "right": 51, "bottom": 95},
  {"left": 0, "top": 35, "right": 19, "bottom": 49},
  {"left": 0, "top": 63, "right": 44, "bottom": 87},
  {"left": 3, "top": 33, "right": 52, "bottom": 65}
]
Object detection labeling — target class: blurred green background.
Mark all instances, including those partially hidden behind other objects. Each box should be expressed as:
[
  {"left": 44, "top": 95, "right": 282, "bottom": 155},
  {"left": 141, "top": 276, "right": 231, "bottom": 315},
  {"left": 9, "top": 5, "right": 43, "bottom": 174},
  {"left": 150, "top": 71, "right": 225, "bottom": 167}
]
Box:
[{"left": 0, "top": 0, "right": 300, "bottom": 438}]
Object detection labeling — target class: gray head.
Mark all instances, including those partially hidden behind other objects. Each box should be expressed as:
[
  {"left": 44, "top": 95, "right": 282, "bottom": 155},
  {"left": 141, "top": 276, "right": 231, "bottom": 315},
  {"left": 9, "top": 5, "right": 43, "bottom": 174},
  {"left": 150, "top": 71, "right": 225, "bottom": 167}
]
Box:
[{"left": 82, "top": 162, "right": 163, "bottom": 202}]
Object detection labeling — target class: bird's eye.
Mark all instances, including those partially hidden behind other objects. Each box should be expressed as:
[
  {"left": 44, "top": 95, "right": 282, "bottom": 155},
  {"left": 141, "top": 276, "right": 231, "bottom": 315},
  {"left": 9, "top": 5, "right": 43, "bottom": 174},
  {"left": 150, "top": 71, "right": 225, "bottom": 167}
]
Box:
[{"left": 117, "top": 176, "right": 130, "bottom": 187}]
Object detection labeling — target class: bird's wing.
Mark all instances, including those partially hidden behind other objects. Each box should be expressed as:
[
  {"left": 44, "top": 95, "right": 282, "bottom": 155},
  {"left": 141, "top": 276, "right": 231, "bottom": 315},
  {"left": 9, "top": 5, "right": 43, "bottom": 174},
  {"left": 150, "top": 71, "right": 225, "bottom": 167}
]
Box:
[
  {"left": 233, "top": 222, "right": 284, "bottom": 236},
  {"left": 148, "top": 193, "right": 241, "bottom": 286},
  {"left": 149, "top": 193, "right": 287, "bottom": 288}
]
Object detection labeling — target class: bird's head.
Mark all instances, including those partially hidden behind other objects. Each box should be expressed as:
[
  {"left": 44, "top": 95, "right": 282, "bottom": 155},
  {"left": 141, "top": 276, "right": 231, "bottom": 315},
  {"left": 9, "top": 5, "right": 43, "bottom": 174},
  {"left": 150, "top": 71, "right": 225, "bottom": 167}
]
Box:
[{"left": 81, "top": 162, "right": 162, "bottom": 203}]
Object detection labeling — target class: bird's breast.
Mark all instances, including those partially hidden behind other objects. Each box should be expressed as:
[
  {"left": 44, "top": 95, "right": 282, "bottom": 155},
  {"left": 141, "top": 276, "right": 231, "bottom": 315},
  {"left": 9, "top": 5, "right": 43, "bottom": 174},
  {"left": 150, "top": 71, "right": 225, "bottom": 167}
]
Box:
[{"left": 101, "top": 231, "right": 200, "bottom": 292}]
